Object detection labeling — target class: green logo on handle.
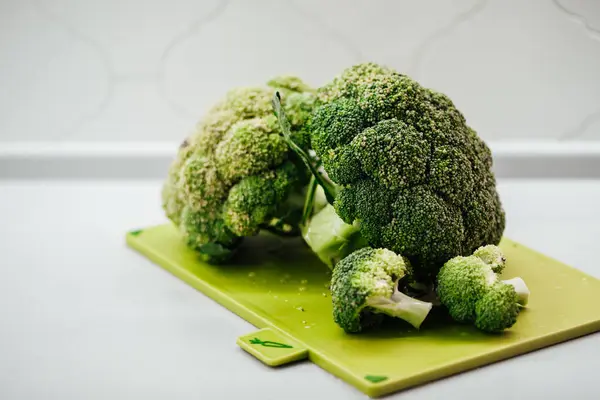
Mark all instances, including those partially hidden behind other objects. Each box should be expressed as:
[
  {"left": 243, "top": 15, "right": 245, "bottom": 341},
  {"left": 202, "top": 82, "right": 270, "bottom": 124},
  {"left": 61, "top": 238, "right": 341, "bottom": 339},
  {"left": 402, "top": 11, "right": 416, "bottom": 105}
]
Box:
[
  {"left": 364, "top": 375, "right": 388, "bottom": 383},
  {"left": 249, "top": 338, "right": 293, "bottom": 349}
]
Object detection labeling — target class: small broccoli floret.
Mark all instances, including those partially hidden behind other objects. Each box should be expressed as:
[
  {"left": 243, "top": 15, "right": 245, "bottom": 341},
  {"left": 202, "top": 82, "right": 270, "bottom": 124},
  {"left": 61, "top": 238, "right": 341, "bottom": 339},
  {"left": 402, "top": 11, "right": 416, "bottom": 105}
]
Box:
[
  {"left": 474, "top": 283, "right": 520, "bottom": 332},
  {"left": 331, "top": 248, "right": 433, "bottom": 333},
  {"left": 436, "top": 246, "right": 529, "bottom": 333},
  {"left": 214, "top": 118, "right": 286, "bottom": 184},
  {"left": 474, "top": 244, "right": 506, "bottom": 273},
  {"left": 162, "top": 77, "right": 316, "bottom": 263}
]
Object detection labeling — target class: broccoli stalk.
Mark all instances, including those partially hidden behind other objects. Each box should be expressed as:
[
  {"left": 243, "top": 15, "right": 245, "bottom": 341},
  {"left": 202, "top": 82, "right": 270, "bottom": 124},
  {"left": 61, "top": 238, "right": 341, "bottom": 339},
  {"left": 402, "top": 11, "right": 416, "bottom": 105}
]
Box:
[
  {"left": 272, "top": 92, "right": 337, "bottom": 204},
  {"left": 366, "top": 288, "right": 434, "bottom": 330},
  {"left": 301, "top": 201, "right": 366, "bottom": 269},
  {"left": 502, "top": 277, "right": 530, "bottom": 306},
  {"left": 273, "top": 92, "right": 367, "bottom": 269},
  {"left": 331, "top": 247, "right": 433, "bottom": 333}
]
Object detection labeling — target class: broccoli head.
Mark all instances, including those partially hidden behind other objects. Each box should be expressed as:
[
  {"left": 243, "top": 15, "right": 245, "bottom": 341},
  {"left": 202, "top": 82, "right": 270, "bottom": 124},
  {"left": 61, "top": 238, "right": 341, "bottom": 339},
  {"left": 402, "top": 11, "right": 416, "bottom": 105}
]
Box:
[
  {"left": 309, "top": 63, "right": 505, "bottom": 278},
  {"left": 331, "top": 247, "right": 433, "bottom": 333},
  {"left": 162, "top": 77, "right": 316, "bottom": 263},
  {"left": 436, "top": 245, "right": 530, "bottom": 332}
]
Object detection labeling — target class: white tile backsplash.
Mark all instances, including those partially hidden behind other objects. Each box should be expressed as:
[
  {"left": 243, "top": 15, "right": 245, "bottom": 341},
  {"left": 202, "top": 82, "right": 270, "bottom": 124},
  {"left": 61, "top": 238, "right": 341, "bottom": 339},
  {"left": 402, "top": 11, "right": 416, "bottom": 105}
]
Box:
[
  {"left": 161, "top": 0, "right": 359, "bottom": 119},
  {"left": 416, "top": 0, "right": 600, "bottom": 140},
  {"left": 0, "top": 0, "right": 599, "bottom": 142}
]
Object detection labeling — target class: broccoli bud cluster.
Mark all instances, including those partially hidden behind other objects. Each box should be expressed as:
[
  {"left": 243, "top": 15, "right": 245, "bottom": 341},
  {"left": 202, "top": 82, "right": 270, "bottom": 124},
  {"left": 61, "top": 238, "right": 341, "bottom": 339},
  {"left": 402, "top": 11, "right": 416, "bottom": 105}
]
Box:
[
  {"left": 310, "top": 63, "right": 505, "bottom": 278},
  {"left": 162, "top": 77, "right": 316, "bottom": 262},
  {"left": 331, "top": 247, "right": 433, "bottom": 333},
  {"left": 436, "top": 245, "right": 529, "bottom": 332}
]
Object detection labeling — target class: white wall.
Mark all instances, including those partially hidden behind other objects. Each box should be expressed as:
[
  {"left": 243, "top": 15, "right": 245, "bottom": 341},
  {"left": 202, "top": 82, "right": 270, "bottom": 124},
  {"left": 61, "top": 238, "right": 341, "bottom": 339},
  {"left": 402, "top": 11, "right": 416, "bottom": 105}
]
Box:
[{"left": 1, "top": 0, "right": 599, "bottom": 143}]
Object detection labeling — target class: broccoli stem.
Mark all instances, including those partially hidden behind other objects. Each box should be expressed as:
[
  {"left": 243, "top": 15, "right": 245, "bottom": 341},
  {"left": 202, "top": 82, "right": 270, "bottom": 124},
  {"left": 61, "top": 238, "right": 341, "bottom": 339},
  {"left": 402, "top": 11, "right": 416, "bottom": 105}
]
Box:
[
  {"left": 261, "top": 219, "right": 299, "bottom": 237},
  {"left": 503, "top": 277, "right": 530, "bottom": 306},
  {"left": 273, "top": 91, "right": 371, "bottom": 269},
  {"left": 272, "top": 92, "right": 338, "bottom": 204},
  {"left": 301, "top": 204, "right": 367, "bottom": 269},
  {"left": 259, "top": 188, "right": 306, "bottom": 237},
  {"left": 366, "top": 285, "right": 433, "bottom": 329},
  {"left": 301, "top": 175, "right": 318, "bottom": 228}
]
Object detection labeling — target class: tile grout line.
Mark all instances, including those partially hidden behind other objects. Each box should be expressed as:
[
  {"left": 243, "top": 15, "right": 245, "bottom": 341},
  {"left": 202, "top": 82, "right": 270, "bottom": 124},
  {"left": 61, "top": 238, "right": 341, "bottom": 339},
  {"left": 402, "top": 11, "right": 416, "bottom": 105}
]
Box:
[
  {"left": 408, "top": 0, "right": 488, "bottom": 79},
  {"left": 552, "top": 0, "right": 600, "bottom": 41},
  {"left": 157, "top": 0, "right": 232, "bottom": 120}
]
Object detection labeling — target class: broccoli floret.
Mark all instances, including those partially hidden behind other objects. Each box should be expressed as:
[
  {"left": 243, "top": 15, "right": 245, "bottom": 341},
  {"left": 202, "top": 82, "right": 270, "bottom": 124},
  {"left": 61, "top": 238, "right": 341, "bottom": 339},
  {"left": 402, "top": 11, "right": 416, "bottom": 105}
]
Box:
[
  {"left": 436, "top": 245, "right": 530, "bottom": 332},
  {"left": 502, "top": 277, "right": 530, "bottom": 306},
  {"left": 331, "top": 247, "right": 433, "bottom": 333},
  {"left": 473, "top": 244, "right": 506, "bottom": 273},
  {"left": 162, "top": 77, "right": 316, "bottom": 263},
  {"left": 303, "top": 62, "right": 505, "bottom": 279}
]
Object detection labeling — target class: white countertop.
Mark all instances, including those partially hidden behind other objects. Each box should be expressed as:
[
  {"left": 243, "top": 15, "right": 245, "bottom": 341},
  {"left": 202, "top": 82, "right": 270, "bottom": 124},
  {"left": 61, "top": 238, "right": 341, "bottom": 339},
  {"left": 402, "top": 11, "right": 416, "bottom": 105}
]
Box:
[{"left": 0, "top": 179, "right": 599, "bottom": 400}]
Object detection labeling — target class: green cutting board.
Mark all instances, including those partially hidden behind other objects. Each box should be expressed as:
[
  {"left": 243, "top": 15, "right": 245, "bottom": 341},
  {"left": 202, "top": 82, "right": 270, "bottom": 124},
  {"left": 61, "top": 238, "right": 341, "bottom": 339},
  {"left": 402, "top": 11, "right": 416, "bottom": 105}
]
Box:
[{"left": 126, "top": 224, "right": 600, "bottom": 398}]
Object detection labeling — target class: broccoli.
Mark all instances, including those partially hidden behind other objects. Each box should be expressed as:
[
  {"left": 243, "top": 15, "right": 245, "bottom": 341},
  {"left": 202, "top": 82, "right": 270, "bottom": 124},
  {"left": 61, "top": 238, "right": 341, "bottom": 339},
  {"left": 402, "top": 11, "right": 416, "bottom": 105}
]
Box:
[
  {"left": 162, "top": 76, "right": 316, "bottom": 263},
  {"left": 275, "top": 62, "right": 505, "bottom": 280},
  {"left": 331, "top": 247, "right": 433, "bottom": 333},
  {"left": 301, "top": 203, "right": 367, "bottom": 269},
  {"left": 436, "top": 245, "right": 530, "bottom": 333},
  {"left": 473, "top": 244, "right": 506, "bottom": 273}
]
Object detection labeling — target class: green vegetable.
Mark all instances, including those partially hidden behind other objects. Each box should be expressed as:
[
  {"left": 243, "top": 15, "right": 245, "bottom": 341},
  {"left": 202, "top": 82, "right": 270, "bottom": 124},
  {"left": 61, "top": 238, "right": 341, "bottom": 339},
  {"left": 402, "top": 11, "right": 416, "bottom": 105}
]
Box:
[
  {"left": 473, "top": 244, "right": 506, "bottom": 273},
  {"left": 276, "top": 62, "right": 506, "bottom": 280},
  {"left": 162, "top": 77, "right": 316, "bottom": 263},
  {"left": 272, "top": 93, "right": 365, "bottom": 270},
  {"left": 331, "top": 247, "right": 433, "bottom": 333},
  {"left": 436, "top": 245, "right": 530, "bottom": 333},
  {"left": 301, "top": 203, "right": 367, "bottom": 269}
]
